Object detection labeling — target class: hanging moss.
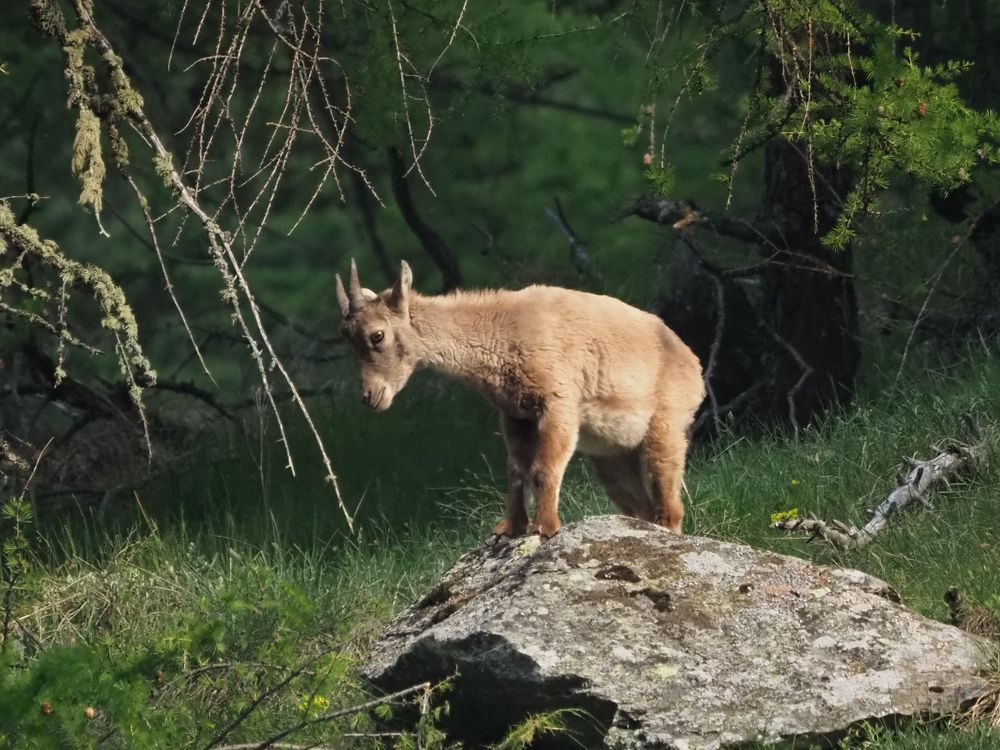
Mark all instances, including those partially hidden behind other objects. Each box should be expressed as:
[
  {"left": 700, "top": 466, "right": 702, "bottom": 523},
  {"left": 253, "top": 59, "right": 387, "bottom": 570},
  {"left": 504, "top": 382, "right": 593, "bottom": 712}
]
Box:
[
  {"left": 62, "top": 28, "right": 94, "bottom": 109},
  {"left": 107, "top": 121, "right": 128, "bottom": 169},
  {"left": 0, "top": 201, "right": 155, "bottom": 409},
  {"left": 71, "top": 108, "right": 105, "bottom": 213},
  {"left": 16, "top": 1, "right": 159, "bottom": 443},
  {"left": 154, "top": 151, "right": 176, "bottom": 189},
  {"left": 60, "top": 25, "right": 108, "bottom": 214},
  {"left": 102, "top": 50, "right": 143, "bottom": 118},
  {"left": 100, "top": 49, "right": 145, "bottom": 170}
]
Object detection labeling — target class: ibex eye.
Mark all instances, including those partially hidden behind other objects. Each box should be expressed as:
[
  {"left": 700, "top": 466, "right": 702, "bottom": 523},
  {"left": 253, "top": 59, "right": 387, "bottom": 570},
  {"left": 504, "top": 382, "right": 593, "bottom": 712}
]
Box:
[{"left": 370, "top": 331, "right": 385, "bottom": 345}]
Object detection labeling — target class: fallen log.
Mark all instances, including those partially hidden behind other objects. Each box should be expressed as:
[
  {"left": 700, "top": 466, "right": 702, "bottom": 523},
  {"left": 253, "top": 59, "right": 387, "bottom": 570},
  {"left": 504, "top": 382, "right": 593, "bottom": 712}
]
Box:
[{"left": 773, "top": 418, "right": 986, "bottom": 550}]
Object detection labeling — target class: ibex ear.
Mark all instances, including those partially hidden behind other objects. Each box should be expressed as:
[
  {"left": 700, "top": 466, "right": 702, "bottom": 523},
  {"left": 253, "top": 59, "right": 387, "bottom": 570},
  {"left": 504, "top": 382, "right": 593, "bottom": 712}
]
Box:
[{"left": 390, "top": 260, "right": 413, "bottom": 314}]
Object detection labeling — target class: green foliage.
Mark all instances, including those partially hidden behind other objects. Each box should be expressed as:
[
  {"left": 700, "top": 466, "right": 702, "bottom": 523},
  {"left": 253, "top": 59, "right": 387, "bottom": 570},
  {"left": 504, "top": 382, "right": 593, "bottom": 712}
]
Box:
[
  {"left": 769, "top": 507, "right": 799, "bottom": 524},
  {"left": 644, "top": 162, "right": 676, "bottom": 197},
  {"left": 490, "top": 708, "right": 583, "bottom": 750},
  {"left": 1, "top": 496, "right": 33, "bottom": 655},
  {"left": 1, "top": 498, "right": 31, "bottom": 581},
  {"left": 638, "top": 0, "right": 1000, "bottom": 248},
  {"left": 0, "top": 644, "right": 164, "bottom": 749},
  {"left": 810, "top": 43, "right": 1000, "bottom": 248},
  {"left": 0, "top": 529, "right": 377, "bottom": 749}
]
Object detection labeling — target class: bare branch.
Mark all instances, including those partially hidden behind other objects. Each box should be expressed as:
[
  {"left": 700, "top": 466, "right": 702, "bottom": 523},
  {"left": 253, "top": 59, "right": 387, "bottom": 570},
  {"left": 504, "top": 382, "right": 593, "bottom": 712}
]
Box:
[
  {"left": 122, "top": 173, "right": 214, "bottom": 384},
  {"left": 73, "top": 4, "right": 355, "bottom": 530},
  {"left": 545, "top": 196, "right": 595, "bottom": 278},
  {"left": 774, "top": 424, "right": 986, "bottom": 550},
  {"left": 388, "top": 146, "right": 462, "bottom": 291},
  {"left": 350, "top": 165, "right": 396, "bottom": 285},
  {"left": 624, "top": 196, "right": 782, "bottom": 246},
  {"left": 388, "top": 0, "right": 435, "bottom": 191},
  {"left": 232, "top": 682, "right": 432, "bottom": 750}
]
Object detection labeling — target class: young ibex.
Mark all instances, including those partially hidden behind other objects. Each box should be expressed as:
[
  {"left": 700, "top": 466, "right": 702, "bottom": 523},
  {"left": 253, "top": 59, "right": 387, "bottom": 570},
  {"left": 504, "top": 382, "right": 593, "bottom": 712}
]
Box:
[{"left": 336, "top": 259, "right": 705, "bottom": 539}]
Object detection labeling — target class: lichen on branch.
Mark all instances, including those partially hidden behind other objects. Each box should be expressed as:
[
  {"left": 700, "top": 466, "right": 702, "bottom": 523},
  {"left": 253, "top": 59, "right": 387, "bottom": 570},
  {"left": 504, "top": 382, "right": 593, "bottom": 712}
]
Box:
[
  {"left": 70, "top": 107, "right": 105, "bottom": 214},
  {"left": 0, "top": 201, "right": 154, "bottom": 439}
]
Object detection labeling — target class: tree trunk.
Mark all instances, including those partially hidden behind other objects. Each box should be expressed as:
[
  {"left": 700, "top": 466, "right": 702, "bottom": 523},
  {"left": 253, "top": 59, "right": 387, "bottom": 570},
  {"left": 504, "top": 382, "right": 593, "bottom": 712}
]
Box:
[
  {"left": 649, "top": 137, "right": 860, "bottom": 436},
  {"left": 759, "top": 138, "right": 859, "bottom": 425}
]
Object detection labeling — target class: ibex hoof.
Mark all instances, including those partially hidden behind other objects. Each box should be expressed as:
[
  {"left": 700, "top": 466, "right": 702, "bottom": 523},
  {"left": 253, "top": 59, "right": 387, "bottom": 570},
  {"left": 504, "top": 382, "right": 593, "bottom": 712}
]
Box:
[
  {"left": 492, "top": 517, "right": 527, "bottom": 539},
  {"left": 528, "top": 519, "right": 561, "bottom": 540},
  {"left": 654, "top": 514, "right": 684, "bottom": 535}
]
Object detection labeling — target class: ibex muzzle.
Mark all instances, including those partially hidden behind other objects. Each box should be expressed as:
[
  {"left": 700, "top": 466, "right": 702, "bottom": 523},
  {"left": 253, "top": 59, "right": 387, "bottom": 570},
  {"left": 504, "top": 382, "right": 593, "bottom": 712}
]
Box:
[{"left": 336, "top": 259, "right": 705, "bottom": 539}]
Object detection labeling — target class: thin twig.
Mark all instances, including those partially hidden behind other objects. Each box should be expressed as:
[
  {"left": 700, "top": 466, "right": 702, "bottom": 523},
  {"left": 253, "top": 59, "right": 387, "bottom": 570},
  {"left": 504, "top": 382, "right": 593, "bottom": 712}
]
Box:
[
  {"left": 122, "top": 173, "right": 214, "bottom": 384},
  {"left": 388, "top": 147, "right": 461, "bottom": 291},
  {"left": 895, "top": 237, "right": 965, "bottom": 384},
  {"left": 240, "top": 682, "right": 432, "bottom": 750},
  {"left": 200, "top": 647, "right": 340, "bottom": 750}
]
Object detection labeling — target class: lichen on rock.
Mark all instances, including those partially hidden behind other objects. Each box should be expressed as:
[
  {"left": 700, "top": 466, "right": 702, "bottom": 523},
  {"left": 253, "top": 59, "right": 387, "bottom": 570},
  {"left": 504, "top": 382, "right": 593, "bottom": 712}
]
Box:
[{"left": 363, "top": 516, "right": 993, "bottom": 749}]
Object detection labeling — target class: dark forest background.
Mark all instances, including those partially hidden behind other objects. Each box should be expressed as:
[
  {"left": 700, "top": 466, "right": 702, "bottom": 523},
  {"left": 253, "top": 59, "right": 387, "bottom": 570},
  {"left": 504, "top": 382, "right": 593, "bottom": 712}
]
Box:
[
  {"left": 3, "top": 0, "right": 1000, "bottom": 517},
  {"left": 2, "top": 2, "right": 1000, "bottom": 748}
]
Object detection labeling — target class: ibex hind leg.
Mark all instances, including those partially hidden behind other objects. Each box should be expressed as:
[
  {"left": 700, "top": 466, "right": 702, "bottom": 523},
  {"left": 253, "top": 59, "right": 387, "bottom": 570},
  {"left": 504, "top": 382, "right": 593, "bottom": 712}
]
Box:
[
  {"left": 494, "top": 415, "right": 537, "bottom": 538},
  {"left": 639, "top": 407, "right": 690, "bottom": 534},
  {"left": 589, "top": 451, "right": 647, "bottom": 519}
]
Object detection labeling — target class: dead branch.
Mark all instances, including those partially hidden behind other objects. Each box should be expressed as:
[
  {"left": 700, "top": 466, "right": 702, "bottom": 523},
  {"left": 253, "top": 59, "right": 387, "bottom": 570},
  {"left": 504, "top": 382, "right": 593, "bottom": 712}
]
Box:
[
  {"left": 350, "top": 165, "right": 396, "bottom": 285},
  {"left": 388, "top": 146, "right": 462, "bottom": 291},
  {"left": 624, "top": 196, "right": 781, "bottom": 246},
  {"left": 774, "top": 421, "right": 986, "bottom": 550},
  {"left": 672, "top": 235, "right": 726, "bottom": 434},
  {"left": 701, "top": 269, "right": 726, "bottom": 435},
  {"left": 226, "top": 386, "right": 343, "bottom": 411},
  {"left": 544, "top": 196, "right": 596, "bottom": 279},
  {"left": 660, "top": 234, "right": 812, "bottom": 437},
  {"left": 627, "top": 197, "right": 854, "bottom": 281},
  {"left": 148, "top": 379, "right": 233, "bottom": 421},
  {"left": 122, "top": 172, "right": 213, "bottom": 383},
  {"left": 760, "top": 320, "right": 815, "bottom": 439},
  {"left": 199, "top": 650, "right": 325, "bottom": 750},
  {"left": 387, "top": 0, "right": 434, "bottom": 191}
]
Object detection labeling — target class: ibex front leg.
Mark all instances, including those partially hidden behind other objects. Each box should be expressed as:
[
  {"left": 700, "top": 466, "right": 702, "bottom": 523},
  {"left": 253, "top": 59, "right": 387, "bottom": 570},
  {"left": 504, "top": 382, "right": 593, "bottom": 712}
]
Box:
[
  {"left": 494, "top": 415, "right": 536, "bottom": 538},
  {"left": 528, "top": 410, "right": 578, "bottom": 539}
]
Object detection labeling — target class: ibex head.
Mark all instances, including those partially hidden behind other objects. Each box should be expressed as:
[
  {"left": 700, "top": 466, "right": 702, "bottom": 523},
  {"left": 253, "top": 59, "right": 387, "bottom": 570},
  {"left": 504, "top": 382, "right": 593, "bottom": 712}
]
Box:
[{"left": 336, "top": 259, "right": 417, "bottom": 411}]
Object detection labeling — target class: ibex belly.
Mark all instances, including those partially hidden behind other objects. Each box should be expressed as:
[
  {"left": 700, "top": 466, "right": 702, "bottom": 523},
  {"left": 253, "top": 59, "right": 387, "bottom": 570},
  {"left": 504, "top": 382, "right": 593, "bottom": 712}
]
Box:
[{"left": 577, "top": 405, "right": 653, "bottom": 456}]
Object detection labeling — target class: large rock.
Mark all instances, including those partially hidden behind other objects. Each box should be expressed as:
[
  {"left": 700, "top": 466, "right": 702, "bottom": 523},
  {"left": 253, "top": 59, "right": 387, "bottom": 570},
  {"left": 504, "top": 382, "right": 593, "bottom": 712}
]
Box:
[{"left": 363, "top": 516, "right": 993, "bottom": 749}]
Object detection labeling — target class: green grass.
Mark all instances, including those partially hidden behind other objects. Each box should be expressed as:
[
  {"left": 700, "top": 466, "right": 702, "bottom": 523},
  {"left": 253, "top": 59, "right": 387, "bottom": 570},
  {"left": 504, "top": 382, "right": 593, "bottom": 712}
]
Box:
[{"left": 3, "top": 353, "right": 1000, "bottom": 748}]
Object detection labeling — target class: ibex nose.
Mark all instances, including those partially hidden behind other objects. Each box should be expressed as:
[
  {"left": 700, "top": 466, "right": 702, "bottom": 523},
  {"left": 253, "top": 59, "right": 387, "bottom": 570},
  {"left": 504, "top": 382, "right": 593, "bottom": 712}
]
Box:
[{"left": 361, "top": 389, "right": 372, "bottom": 406}]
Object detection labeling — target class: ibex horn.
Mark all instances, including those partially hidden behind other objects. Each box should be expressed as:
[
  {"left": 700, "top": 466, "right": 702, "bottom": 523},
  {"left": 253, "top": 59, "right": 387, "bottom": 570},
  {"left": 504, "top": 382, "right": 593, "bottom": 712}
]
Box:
[
  {"left": 335, "top": 273, "right": 350, "bottom": 317},
  {"left": 348, "top": 258, "right": 366, "bottom": 311}
]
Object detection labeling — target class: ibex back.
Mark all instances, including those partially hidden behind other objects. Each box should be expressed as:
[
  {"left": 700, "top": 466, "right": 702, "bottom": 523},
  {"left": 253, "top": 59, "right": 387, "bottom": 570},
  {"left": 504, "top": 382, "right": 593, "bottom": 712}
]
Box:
[{"left": 336, "top": 259, "right": 705, "bottom": 539}]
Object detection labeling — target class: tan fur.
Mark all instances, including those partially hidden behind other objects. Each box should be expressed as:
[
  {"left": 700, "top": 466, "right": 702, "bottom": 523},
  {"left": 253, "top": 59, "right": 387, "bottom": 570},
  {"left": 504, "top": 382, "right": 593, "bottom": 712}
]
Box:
[{"left": 336, "top": 259, "right": 705, "bottom": 538}]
